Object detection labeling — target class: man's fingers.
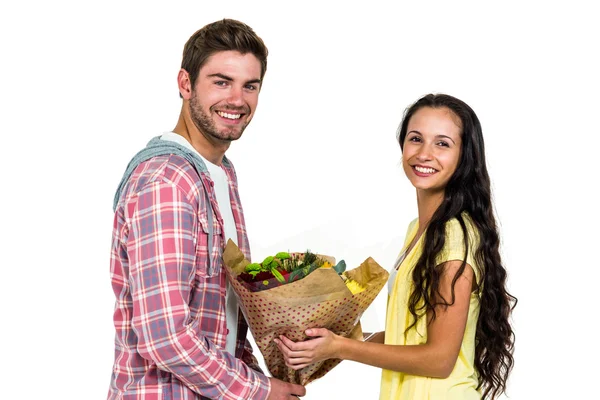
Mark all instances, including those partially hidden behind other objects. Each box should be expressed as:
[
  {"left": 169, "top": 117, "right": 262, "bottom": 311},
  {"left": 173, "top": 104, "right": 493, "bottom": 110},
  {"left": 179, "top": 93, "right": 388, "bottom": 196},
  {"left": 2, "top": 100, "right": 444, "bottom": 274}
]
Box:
[
  {"left": 269, "top": 378, "right": 306, "bottom": 399},
  {"left": 290, "top": 383, "right": 306, "bottom": 396}
]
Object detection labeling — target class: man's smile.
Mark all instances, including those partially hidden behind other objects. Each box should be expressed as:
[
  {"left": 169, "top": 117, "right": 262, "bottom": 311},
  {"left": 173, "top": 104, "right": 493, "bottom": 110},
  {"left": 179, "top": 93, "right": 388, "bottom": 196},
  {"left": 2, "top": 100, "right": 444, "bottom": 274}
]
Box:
[{"left": 216, "top": 111, "right": 242, "bottom": 120}]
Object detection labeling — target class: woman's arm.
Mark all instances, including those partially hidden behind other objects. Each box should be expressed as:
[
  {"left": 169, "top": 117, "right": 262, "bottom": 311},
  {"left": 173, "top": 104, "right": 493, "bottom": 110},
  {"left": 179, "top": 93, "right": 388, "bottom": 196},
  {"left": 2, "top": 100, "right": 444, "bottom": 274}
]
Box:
[
  {"left": 363, "top": 331, "right": 385, "bottom": 344},
  {"left": 276, "top": 260, "right": 474, "bottom": 379}
]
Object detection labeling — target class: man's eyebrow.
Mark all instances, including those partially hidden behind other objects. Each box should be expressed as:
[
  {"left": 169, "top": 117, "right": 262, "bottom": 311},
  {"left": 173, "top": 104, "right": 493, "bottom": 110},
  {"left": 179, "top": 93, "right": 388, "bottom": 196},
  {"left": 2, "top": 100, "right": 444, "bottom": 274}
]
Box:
[
  {"left": 207, "top": 73, "right": 233, "bottom": 81},
  {"left": 207, "top": 73, "right": 261, "bottom": 86}
]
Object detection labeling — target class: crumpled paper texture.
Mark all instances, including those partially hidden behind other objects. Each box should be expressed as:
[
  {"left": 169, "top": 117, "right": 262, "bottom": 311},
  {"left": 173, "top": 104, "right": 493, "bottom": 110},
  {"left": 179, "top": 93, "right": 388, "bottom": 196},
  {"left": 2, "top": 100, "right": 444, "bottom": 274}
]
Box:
[{"left": 223, "top": 239, "right": 389, "bottom": 385}]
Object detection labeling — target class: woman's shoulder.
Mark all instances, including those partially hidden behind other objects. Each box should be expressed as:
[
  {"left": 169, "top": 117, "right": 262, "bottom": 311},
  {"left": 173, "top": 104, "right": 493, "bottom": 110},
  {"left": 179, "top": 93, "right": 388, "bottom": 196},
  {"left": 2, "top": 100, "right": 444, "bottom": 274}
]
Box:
[
  {"left": 437, "top": 213, "right": 481, "bottom": 270},
  {"left": 437, "top": 213, "right": 483, "bottom": 282},
  {"left": 444, "top": 212, "right": 479, "bottom": 243},
  {"left": 407, "top": 217, "right": 419, "bottom": 233}
]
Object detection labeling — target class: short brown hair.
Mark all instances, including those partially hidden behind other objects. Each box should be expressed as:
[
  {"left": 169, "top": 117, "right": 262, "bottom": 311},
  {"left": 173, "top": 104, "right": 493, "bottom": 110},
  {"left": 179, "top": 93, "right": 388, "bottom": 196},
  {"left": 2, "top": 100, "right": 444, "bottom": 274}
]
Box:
[{"left": 181, "top": 19, "right": 268, "bottom": 91}]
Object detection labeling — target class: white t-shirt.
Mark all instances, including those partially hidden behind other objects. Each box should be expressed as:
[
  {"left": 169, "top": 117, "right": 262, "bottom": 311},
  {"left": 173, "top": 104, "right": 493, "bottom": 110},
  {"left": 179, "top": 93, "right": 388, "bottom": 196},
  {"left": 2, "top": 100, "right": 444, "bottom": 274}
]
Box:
[
  {"left": 388, "top": 252, "right": 407, "bottom": 294},
  {"left": 161, "top": 132, "right": 239, "bottom": 356}
]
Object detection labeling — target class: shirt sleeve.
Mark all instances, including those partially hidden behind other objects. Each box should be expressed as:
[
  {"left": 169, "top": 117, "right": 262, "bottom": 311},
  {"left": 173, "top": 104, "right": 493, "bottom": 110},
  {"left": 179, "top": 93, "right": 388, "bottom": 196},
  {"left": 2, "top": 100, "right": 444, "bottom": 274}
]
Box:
[
  {"left": 126, "top": 179, "right": 270, "bottom": 400},
  {"left": 242, "top": 338, "right": 264, "bottom": 374},
  {"left": 234, "top": 312, "right": 264, "bottom": 374},
  {"left": 435, "top": 216, "right": 481, "bottom": 284}
]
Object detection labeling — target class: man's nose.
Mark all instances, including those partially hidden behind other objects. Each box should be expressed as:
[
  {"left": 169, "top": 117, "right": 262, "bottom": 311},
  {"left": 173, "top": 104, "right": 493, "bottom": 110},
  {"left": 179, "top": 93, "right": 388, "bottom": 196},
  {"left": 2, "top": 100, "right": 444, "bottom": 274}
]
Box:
[{"left": 226, "top": 86, "right": 244, "bottom": 107}]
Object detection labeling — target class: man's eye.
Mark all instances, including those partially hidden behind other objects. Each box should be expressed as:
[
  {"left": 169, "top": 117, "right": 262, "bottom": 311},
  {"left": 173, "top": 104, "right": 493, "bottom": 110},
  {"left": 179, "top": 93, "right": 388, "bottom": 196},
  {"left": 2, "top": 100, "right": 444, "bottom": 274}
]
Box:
[
  {"left": 215, "top": 81, "right": 228, "bottom": 86},
  {"left": 244, "top": 84, "right": 257, "bottom": 91}
]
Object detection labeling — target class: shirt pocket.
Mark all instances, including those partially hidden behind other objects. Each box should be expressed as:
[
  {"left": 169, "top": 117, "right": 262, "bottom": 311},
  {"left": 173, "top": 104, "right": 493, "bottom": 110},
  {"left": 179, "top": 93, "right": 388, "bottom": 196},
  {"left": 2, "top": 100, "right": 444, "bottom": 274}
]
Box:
[{"left": 194, "top": 212, "right": 223, "bottom": 279}]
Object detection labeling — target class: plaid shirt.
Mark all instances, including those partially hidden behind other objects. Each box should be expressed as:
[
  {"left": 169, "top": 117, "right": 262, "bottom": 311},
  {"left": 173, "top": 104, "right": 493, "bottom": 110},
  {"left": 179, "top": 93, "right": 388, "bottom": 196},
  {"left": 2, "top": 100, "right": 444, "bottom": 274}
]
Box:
[{"left": 108, "top": 154, "right": 270, "bottom": 400}]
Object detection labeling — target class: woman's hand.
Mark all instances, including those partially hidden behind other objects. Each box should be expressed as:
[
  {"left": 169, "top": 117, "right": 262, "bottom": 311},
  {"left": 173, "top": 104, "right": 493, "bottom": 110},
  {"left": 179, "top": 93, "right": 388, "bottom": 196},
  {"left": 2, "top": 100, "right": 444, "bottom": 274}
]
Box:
[{"left": 274, "top": 328, "right": 342, "bottom": 370}]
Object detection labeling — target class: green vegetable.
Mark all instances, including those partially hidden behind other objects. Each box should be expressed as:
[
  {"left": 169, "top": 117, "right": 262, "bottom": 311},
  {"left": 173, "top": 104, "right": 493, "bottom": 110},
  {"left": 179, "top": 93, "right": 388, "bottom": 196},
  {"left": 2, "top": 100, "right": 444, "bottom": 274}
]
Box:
[
  {"left": 270, "top": 268, "right": 285, "bottom": 283},
  {"left": 245, "top": 263, "right": 262, "bottom": 272},
  {"left": 242, "top": 250, "right": 331, "bottom": 285},
  {"left": 303, "top": 251, "right": 317, "bottom": 265},
  {"left": 334, "top": 260, "right": 346, "bottom": 274},
  {"left": 262, "top": 256, "right": 274, "bottom": 268}
]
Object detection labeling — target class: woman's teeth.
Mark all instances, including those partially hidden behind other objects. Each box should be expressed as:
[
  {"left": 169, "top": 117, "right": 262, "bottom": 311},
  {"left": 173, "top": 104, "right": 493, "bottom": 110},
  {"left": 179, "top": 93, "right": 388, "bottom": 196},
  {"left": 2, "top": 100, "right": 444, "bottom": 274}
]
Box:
[{"left": 414, "top": 166, "right": 436, "bottom": 174}]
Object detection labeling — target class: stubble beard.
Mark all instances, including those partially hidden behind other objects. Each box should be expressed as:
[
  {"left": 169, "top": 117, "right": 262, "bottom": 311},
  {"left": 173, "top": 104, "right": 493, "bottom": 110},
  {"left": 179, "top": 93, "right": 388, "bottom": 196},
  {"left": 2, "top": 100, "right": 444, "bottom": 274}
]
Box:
[{"left": 189, "top": 95, "right": 249, "bottom": 142}]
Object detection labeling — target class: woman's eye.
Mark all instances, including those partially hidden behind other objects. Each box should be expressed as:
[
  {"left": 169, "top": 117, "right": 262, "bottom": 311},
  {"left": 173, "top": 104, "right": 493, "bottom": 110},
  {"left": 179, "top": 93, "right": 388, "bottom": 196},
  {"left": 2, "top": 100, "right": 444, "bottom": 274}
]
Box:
[
  {"left": 437, "top": 141, "right": 450, "bottom": 147},
  {"left": 409, "top": 136, "right": 421, "bottom": 142}
]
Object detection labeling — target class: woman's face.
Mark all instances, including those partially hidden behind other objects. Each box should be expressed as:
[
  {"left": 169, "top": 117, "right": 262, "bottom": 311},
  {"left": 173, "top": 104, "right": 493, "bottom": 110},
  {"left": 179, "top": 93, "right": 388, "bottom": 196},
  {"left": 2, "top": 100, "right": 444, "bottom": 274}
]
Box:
[{"left": 402, "top": 106, "right": 462, "bottom": 194}]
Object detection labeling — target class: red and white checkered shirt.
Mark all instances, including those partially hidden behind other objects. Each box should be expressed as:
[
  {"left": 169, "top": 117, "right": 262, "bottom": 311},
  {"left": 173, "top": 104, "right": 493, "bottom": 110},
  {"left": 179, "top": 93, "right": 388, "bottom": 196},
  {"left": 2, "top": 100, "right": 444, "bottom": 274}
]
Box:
[{"left": 108, "top": 154, "right": 270, "bottom": 400}]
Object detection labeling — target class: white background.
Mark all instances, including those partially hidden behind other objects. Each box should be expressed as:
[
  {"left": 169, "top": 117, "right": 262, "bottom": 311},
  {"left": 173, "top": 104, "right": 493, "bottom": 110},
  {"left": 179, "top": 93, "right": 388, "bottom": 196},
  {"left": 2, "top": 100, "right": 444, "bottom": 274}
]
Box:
[{"left": 1, "top": 1, "right": 598, "bottom": 399}]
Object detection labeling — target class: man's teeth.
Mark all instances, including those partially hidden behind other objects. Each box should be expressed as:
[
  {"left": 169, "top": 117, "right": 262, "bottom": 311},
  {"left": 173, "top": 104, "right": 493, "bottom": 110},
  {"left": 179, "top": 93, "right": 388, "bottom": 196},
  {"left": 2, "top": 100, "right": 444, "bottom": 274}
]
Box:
[
  {"left": 414, "top": 166, "right": 436, "bottom": 174},
  {"left": 217, "top": 111, "right": 241, "bottom": 119}
]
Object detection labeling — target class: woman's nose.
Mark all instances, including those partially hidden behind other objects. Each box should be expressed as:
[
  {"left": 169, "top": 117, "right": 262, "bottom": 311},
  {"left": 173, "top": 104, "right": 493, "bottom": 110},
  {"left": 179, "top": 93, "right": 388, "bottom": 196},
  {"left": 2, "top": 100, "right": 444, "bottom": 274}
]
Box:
[{"left": 415, "top": 144, "right": 433, "bottom": 161}]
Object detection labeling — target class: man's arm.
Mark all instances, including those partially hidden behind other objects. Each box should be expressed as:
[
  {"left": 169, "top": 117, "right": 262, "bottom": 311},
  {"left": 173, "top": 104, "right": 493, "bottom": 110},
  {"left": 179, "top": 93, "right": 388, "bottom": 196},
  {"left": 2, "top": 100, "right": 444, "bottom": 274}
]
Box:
[
  {"left": 127, "top": 180, "right": 270, "bottom": 400},
  {"left": 241, "top": 337, "right": 264, "bottom": 373}
]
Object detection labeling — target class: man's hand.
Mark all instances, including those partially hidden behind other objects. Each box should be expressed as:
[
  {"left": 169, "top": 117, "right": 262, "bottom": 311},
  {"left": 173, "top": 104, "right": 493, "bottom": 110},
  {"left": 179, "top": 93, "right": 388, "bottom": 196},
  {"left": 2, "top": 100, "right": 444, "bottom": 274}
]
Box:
[{"left": 267, "top": 378, "right": 306, "bottom": 399}]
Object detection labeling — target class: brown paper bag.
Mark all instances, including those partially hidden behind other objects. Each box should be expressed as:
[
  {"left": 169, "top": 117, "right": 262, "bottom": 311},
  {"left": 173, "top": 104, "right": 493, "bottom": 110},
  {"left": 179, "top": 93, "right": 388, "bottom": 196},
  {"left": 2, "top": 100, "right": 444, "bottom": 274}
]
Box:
[{"left": 222, "top": 239, "right": 389, "bottom": 385}]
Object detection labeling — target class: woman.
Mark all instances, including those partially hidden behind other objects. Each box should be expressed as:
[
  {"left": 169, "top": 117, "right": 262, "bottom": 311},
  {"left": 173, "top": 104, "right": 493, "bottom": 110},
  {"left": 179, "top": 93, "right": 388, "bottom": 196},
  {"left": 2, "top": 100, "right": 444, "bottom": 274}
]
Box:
[{"left": 275, "top": 94, "right": 516, "bottom": 399}]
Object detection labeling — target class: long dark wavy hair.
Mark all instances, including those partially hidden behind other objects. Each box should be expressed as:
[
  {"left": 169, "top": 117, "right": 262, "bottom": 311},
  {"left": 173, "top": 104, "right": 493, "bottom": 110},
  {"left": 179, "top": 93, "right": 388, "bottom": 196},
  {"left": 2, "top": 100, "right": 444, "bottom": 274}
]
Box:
[{"left": 398, "top": 94, "right": 516, "bottom": 399}]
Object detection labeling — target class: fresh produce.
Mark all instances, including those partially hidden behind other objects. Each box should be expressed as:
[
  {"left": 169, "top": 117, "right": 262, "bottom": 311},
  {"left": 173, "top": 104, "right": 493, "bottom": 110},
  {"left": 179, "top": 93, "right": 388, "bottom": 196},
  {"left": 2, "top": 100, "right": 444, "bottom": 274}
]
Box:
[
  {"left": 242, "top": 252, "right": 291, "bottom": 283},
  {"left": 222, "top": 240, "right": 389, "bottom": 385},
  {"left": 237, "top": 250, "right": 347, "bottom": 291}
]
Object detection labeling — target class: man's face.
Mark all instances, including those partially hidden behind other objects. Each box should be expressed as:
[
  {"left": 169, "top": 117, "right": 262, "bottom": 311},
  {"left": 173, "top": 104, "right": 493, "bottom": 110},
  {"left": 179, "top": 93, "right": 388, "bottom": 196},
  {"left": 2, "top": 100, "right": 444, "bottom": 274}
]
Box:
[{"left": 189, "top": 50, "right": 262, "bottom": 143}]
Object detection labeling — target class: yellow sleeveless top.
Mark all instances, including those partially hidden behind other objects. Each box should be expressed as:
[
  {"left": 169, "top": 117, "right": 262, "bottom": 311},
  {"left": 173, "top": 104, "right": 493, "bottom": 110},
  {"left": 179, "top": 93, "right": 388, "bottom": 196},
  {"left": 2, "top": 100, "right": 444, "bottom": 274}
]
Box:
[{"left": 380, "top": 215, "right": 482, "bottom": 400}]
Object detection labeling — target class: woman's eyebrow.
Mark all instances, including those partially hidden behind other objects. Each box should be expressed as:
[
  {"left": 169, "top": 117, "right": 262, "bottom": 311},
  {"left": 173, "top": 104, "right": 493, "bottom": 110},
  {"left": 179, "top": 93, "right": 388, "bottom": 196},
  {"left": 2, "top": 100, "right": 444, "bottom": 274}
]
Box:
[{"left": 436, "top": 134, "right": 456, "bottom": 144}]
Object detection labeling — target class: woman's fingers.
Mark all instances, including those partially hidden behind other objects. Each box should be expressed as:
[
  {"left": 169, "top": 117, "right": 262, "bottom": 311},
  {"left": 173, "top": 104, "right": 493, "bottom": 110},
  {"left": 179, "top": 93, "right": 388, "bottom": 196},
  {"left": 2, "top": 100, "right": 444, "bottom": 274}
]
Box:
[
  {"left": 305, "top": 328, "right": 328, "bottom": 337},
  {"left": 275, "top": 338, "right": 296, "bottom": 358},
  {"left": 274, "top": 333, "right": 332, "bottom": 370},
  {"left": 285, "top": 361, "right": 311, "bottom": 370},
  {"left": 275, "top": 338, "right": 311, "bottom": 357},
  {"left": 278, "top": 335, "right": 308, "bottom": 350},
  {"left": 275, "top": 338, "right": 317, "bottom": 366},
  {"left": 284, "top": 356, "right": 313, "bottom": 365}
]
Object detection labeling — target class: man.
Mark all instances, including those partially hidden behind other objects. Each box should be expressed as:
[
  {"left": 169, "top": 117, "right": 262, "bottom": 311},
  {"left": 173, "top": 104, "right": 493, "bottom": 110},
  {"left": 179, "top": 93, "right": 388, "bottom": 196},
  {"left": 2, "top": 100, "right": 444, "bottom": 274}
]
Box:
[{"left": 108, "top": 19, "right": 306, "bottom": 400}]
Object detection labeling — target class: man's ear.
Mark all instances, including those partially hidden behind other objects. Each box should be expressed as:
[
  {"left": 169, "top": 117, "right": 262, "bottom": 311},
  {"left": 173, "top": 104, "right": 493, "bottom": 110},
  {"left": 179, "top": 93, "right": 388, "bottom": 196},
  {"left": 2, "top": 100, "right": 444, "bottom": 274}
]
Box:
[{"left": 178, "top": 69, "right": 192, "bottom": 100}]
